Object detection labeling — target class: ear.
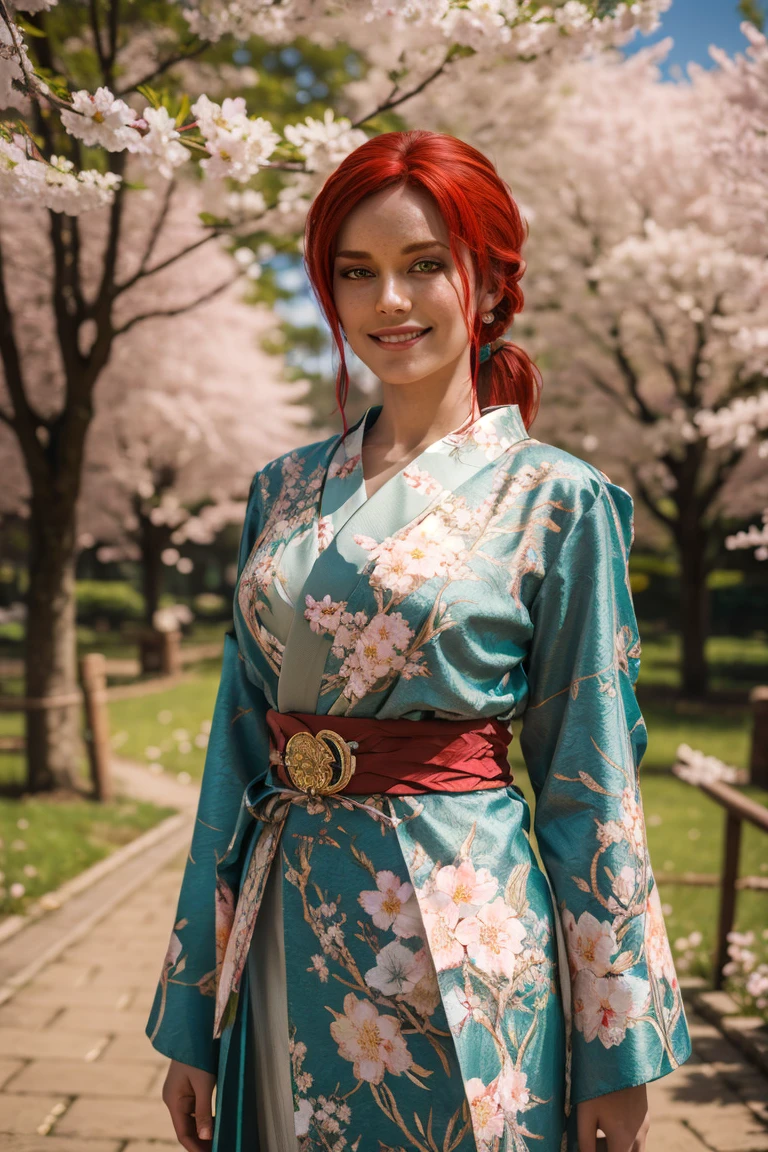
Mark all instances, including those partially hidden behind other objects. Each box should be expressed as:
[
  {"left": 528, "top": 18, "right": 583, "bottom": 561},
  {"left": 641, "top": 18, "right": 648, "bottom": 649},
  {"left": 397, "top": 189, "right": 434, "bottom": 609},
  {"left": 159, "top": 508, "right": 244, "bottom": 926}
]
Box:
[{"left": 477, "top": 275, "right": 503, "bottom": 318}]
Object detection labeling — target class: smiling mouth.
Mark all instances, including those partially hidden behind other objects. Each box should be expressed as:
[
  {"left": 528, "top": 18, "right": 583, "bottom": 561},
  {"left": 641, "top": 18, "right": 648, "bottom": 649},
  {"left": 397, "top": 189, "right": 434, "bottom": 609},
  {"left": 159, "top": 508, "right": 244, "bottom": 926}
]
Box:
[{"left": 369, "top": 327, "right": 432, "bottom": 348}]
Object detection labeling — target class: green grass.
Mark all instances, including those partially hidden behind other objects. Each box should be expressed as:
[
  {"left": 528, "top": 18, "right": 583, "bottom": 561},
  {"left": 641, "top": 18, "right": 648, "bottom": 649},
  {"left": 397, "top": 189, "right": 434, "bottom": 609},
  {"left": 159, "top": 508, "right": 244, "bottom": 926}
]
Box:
[
  {"left": 0, "top": 789, "right": 175, "bottom": 919},
  {"left": 108, "top": 663, "right": 221, "bottom": 783},
  {"left": 638, "top": 627, "right": 768, "bottom": 694}
]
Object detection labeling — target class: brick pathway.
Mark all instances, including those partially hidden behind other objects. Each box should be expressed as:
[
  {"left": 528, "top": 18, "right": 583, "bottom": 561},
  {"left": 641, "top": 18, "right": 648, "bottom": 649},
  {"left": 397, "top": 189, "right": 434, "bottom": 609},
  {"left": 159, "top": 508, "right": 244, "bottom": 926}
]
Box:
[{"left": 0, "top": 849, "right": 767, "bottom": 1151}]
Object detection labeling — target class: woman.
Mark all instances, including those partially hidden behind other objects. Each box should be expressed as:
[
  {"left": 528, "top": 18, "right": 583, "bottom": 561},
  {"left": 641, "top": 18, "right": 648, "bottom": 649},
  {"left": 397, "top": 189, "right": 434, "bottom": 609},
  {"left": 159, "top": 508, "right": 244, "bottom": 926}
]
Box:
[{"left": 147, "top": 130, "right": 691, "bottom": 1152}]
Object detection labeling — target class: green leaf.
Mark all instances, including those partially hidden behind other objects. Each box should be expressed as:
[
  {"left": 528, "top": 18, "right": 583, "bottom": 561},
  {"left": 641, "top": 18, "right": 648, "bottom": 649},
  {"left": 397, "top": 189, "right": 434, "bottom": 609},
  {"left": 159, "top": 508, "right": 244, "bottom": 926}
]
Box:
[
  {"left": 446, "top": 42, "right": 476, "bottom": 63},
  {"left": 175, "top": 94, "right": 190, "bottom": 127},
  {"left": 15, "top": 17, "right": 46, "bottom": 37},
  {"left": 137, "top": 84, "right": 162, "bottom": 109}
]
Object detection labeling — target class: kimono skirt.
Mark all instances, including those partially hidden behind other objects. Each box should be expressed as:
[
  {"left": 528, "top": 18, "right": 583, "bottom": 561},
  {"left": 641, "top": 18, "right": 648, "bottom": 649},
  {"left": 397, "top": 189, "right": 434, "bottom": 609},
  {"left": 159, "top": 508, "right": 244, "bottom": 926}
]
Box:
[
  {"left": 237, "top": 710, "right": 571, "bottom": 1152},
  {"left": 146, "top": 403, "right": 692, "bottom": 1152}
]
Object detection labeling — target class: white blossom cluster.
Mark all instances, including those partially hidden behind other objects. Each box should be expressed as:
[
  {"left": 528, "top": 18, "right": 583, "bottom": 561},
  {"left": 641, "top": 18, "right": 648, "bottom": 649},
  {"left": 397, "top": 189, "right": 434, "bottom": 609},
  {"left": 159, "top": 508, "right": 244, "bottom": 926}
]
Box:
[
  {"left": 184, "top": 0, "right": 670, "bottom": 50},
  {"left": 723, "top": 930, "right": 768, "bottom": 1016},
  {"left": 191, "top": 94, "right": 280, "bottom": 182},
  {"left": 708, "top": 23, "right": 768, "bottom": 234},
  {"left": 283, "top": 108, "right": 367, "bottom": 173},
  {"left": 725, "top": 509, "right": 768, "bottom": 561},
  {"left": 695, "top": 392, "right": 768, "bottom": 452},
  {"left": 0, "top": 138, "right": 121, "bottom": 214},
  {"left": 0, "top": 0, "right": 675, "bottom": 217},
  {"left": 0, "top": 19, "right": 33, "bottom": 111},
  {"left": 695, "top": 391, "right": 768, "bottom": 559},
  {"left": 672, "top": 743, "right": 746, "bottom": 787}
]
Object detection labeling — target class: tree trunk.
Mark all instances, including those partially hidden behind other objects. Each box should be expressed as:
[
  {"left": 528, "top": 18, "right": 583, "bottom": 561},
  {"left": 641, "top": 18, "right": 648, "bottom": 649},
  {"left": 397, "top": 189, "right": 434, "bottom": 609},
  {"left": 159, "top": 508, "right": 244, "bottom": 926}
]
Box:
[
  {"left": 24, "top": 493, "right": 81, "bottom": 792},
  {"left": 677, "top": 522, "right": 710, "bottom": 699},
  {"left": 138, "top": 509, "right": 169, "bottom": 627}
]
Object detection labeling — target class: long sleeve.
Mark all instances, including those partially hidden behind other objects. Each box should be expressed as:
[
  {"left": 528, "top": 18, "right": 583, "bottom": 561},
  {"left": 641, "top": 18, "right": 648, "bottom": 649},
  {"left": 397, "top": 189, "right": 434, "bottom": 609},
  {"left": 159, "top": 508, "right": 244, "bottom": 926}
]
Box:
[
  {"left": 145, "top": 472, "right": 270, "bottom": 1073},
  {"left": 519, "top": 476, "right": 691, "bottom": 1105}
]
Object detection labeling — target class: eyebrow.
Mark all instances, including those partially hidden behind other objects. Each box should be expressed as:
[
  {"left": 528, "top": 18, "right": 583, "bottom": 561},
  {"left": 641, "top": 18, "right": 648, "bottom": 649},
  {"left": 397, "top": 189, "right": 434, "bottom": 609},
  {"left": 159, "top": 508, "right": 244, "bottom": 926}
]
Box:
[{"left": 335, "top": 240, "right": 449, "bottom": 259}]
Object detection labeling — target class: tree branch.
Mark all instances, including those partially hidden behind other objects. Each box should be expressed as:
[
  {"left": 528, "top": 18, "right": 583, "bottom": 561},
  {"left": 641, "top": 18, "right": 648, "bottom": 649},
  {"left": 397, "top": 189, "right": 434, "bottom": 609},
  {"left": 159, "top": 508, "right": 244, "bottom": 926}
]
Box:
[
  {"left": 115, "top": 40, "right": 211, "bottom": 98},
  {"left": 113, "top": 273, "right": 240, "bottom": 337},
  {"left": 107, "top": 0, "right": 120, "bottom": 82},
  {"left": 48, "top": 211, "right": 85, "bottom": 385},
  {"left": 630, "top": 465, "right": 677, "bottom": 532},
  {"left": 113, "top": 226, "right": 221, "bottom": 298},
  {"left": 138, "top": 179, "right": 175, "bottom": 273},
  {"left": 607, "top": 319, "right": 657, "bottom": 424},
  {"left": 88, "top": 0, "right": 108, "bottom": 77},
  {"left": 584, "top": 369, "right": 635, "bottom": 419},
  {"left": 350, "top": 52, "right": 452, "bottom": 129},
  {"left": 640, "top": 303, "right": 683, "bottom": 394},
  {"left": 0, "top": 239, "right": 47, "bottom": 480}
]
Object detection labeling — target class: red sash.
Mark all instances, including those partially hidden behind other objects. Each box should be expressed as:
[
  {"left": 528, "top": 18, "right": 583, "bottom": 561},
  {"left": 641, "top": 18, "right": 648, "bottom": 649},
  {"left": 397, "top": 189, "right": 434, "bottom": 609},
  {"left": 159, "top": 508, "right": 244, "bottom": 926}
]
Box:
[{"left": 266, "top": 709, "right": 514, "bottom": 795}]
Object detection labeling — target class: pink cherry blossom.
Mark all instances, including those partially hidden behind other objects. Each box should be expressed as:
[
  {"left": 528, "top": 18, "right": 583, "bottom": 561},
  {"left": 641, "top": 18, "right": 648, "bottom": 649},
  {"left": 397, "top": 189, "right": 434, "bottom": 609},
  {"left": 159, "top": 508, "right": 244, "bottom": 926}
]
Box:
[
  {"left": 562, "top": 909, "right": 617, "bottom": 978},
  {"left": 329, "top": 994, "right": 412, "bottom": 1083},
  {"left": 433, "top": 860, "right": 498, "bottom": 917},
  {"left": 497, "top": 1064, "right": 530, "bottom": 1114},
  {"left": 399, "top": 947, "right": 441, "bottom": 1017},
  {"left": 644, "top": 884, "right": 678, "bottom": 986},
  {"left": 359, "top": 870, "right": 422, "bottom": 938},
  {"left": 620, "top": 787, "right": 647, "bottom": 855},
  {"left": 304, "top": 593, "right": 345, "bottom": 635},
  {"left": 454, "top": 897, "right": 526, "bottom": 979},
  {"left": 419, "top": 890, "right": 465, "bottom": 971},
  {"left": 573, "top": 970, "right": 651, "bottom": 1047},
  {"left": 465, "top": 1077, "right": 505, "bottom": 1142}
]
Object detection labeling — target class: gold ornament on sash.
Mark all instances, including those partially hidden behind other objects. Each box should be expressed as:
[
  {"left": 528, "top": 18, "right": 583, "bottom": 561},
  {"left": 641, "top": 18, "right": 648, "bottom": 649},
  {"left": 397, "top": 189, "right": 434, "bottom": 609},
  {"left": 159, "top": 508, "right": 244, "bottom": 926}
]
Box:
[{"left": 283, "top": 729, "right": 357, "bottom": 796}]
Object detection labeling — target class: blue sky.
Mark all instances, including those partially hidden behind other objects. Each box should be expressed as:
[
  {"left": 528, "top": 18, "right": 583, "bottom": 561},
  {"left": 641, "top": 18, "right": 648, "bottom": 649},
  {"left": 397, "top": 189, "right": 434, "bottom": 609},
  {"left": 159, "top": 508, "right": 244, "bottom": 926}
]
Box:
[{"left": 623, "top": 0, "right": 755, "bottom": 77}]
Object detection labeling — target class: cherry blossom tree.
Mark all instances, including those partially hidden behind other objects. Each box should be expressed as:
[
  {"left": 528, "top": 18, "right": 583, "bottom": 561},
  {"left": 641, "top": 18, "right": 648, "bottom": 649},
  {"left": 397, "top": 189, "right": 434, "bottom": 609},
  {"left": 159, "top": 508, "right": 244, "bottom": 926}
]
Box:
[
  {"left": 401, "top": 28, "right": 767, "bottom": 697},
  {"left": 0, "top": 0, "right": 671, "bottom": 789},
  {"left": 80, "top": 218, "right": 311, "bottom": 626}
]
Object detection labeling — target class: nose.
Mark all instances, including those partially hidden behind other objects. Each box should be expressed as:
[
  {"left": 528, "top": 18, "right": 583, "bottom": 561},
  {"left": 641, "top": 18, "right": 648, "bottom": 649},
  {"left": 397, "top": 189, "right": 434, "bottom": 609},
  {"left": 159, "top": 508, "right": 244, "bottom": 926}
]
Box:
[{"left": 375, "top": 273, "right": 411, "bottom": 315}]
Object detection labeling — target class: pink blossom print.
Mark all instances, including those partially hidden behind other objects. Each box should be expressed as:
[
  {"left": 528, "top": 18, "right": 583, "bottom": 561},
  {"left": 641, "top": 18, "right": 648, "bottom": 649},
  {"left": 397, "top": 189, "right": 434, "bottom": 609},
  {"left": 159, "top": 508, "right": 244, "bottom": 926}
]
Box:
[
  {"left": 573, "top": 971, "right": 651, "bottom": 1048},
  {"left": 329, "top": 994, "right": 412, "bottom": 1083},
  {"left": 465, "top": 1077, "right": 505, "bottom": 1143},
  {"left": 358, "top": 870, "right": 422, "bottom": 938},
  {"left": 454, "top": 898, "right": 527, "bottom": 980},
  {"left": 433, "top": 860, "right": 498, "bottom": 917},
  {"left": 562, "top": 909, "right": 617, "bottom": 978}
]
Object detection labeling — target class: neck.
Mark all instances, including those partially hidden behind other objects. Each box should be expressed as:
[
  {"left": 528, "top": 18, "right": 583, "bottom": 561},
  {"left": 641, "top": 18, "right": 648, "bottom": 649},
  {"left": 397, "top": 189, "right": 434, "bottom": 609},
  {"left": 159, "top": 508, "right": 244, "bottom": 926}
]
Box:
[{"left": 367, "top": 369, "right": 481, "bottom": 454}]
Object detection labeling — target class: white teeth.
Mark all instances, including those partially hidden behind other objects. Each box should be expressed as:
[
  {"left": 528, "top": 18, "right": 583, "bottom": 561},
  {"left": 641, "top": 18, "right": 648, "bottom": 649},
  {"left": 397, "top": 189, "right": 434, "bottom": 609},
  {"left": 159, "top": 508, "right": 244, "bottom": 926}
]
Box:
[{"left": 375, "top": 329, "right": 427, "bottom": 343}]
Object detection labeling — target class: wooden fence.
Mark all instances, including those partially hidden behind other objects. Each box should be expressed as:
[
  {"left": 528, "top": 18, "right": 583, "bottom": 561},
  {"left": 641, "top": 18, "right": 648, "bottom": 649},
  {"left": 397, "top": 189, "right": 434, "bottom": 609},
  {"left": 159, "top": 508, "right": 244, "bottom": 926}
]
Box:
[
  {"left": 688, "top": 775, "right": 768, "bottom": 990},
  {"left": 0, "top": 634, "right": 223, "bottom": 800}
]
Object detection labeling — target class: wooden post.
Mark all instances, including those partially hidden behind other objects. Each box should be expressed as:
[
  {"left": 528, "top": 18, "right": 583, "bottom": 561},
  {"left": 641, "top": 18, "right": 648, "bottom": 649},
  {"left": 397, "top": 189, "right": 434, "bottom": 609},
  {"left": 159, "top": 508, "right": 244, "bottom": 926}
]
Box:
[
  {"left": 749, "top": 686, "right": 768, "bottom": 789},
  {"left": 713, "top": 811, "right": 742, "bottom": 990},
  {"left": 160, "top": 628, "right": 182, "bottom": 676},
  {"left": 80, "top": 653, "right": 112, "bottom": 802}
]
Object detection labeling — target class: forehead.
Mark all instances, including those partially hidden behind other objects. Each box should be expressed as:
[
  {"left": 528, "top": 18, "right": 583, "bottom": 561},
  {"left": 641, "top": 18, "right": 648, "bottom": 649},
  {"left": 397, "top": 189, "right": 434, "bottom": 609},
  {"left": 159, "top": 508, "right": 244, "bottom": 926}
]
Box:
[{"left": 335, "top": 184, "right": 449, "bottom": 252}]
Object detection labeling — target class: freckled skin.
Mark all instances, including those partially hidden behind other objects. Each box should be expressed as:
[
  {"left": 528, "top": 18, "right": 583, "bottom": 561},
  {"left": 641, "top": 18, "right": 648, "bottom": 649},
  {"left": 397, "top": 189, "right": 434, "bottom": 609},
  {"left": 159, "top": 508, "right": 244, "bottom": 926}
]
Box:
[{"left": 333, "top": 184, "right": 499, "bottom": 397}]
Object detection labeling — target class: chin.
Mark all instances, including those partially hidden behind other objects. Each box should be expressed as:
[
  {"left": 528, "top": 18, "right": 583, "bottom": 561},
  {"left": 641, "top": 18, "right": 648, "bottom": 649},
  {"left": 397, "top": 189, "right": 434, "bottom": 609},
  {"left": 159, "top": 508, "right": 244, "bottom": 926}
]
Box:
[{"left": 366, "top": 356, "right": 454, "bottom": 388}]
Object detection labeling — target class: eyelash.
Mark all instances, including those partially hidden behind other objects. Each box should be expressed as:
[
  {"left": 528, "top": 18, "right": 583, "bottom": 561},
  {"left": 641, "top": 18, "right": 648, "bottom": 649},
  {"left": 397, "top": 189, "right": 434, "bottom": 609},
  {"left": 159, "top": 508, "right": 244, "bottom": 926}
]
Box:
[{"left": 340, "top": 259, "right": 444, "bottom": 280}]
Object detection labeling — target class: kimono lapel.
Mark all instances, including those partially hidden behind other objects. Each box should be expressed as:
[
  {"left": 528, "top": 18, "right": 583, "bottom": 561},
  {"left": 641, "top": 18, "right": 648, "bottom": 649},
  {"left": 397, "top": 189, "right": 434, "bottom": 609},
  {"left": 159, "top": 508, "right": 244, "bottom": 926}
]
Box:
[{"left": 277, "top": 404, "right": 529, "bottom": 713}]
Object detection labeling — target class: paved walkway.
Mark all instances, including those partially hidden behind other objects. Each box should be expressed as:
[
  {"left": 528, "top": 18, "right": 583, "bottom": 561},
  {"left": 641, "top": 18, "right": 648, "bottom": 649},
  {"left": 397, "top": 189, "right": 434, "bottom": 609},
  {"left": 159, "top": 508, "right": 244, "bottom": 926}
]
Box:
[{"left": 0, "top": 841, "right": 766, "bottom": 1150}]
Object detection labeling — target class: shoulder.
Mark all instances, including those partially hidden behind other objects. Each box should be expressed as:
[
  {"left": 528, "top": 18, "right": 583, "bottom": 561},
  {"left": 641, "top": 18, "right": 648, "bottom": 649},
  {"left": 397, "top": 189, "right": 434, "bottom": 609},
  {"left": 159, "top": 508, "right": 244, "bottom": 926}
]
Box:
[
  {"left": 249, "top": 429, "right": 342, "bottom": 503},
  {"left": 509, "top": 438, "right": 635, "bottom": 550}
]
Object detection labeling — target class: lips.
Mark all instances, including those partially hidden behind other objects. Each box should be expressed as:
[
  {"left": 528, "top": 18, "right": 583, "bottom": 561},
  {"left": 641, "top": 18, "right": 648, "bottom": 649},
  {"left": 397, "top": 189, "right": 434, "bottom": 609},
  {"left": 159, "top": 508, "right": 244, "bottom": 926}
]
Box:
[{"left": 369, "top": 327, "right": 432, "bottom": 348}]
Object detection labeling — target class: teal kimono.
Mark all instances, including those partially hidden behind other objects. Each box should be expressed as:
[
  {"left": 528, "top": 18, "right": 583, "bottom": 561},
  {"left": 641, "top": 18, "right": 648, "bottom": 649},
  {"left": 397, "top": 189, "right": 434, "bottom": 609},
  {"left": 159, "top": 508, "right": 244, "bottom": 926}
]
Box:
[{"left": 146, "top": 402, "right": 691, "bottom": 1152}]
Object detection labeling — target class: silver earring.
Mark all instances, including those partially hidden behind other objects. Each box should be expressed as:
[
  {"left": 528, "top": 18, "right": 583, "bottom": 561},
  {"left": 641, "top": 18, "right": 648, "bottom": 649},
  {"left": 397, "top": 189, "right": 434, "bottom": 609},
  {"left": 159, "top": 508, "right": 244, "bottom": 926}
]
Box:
[{"left": 481, "top": 312, "right": 494, "bottom": 325}]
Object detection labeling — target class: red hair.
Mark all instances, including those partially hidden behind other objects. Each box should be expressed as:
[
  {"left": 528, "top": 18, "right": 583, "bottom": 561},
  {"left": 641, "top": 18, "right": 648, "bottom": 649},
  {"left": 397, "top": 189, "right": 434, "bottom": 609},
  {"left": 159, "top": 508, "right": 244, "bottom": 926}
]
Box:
[{"left": 303, "top": 129, "right": 542, "bottom": 434}]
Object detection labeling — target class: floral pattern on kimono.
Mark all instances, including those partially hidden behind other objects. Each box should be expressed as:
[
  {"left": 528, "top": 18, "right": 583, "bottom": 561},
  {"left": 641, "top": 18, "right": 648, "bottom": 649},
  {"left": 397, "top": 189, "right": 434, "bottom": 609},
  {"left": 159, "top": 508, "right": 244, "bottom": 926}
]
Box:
[{"left": 146, "top": 402, "right": 691, "bottom": 1152}]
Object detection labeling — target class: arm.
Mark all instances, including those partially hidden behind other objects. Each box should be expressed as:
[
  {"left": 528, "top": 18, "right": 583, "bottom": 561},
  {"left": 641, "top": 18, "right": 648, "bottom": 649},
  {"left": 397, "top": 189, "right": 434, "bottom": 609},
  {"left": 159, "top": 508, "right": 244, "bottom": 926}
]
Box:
[
  {"left": 145, "top": 470, "right": 269, "bottom": 1074},
  {"left": 519, "top": 477, "right": 691, "bottom": 1110}
]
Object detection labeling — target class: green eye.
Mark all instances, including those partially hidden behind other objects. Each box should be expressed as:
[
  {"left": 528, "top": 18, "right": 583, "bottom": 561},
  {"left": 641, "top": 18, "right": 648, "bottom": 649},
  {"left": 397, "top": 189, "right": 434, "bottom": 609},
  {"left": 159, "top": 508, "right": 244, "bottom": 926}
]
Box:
[{"left": 412, "top": 260, "right": 442, "bottom": 273}]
